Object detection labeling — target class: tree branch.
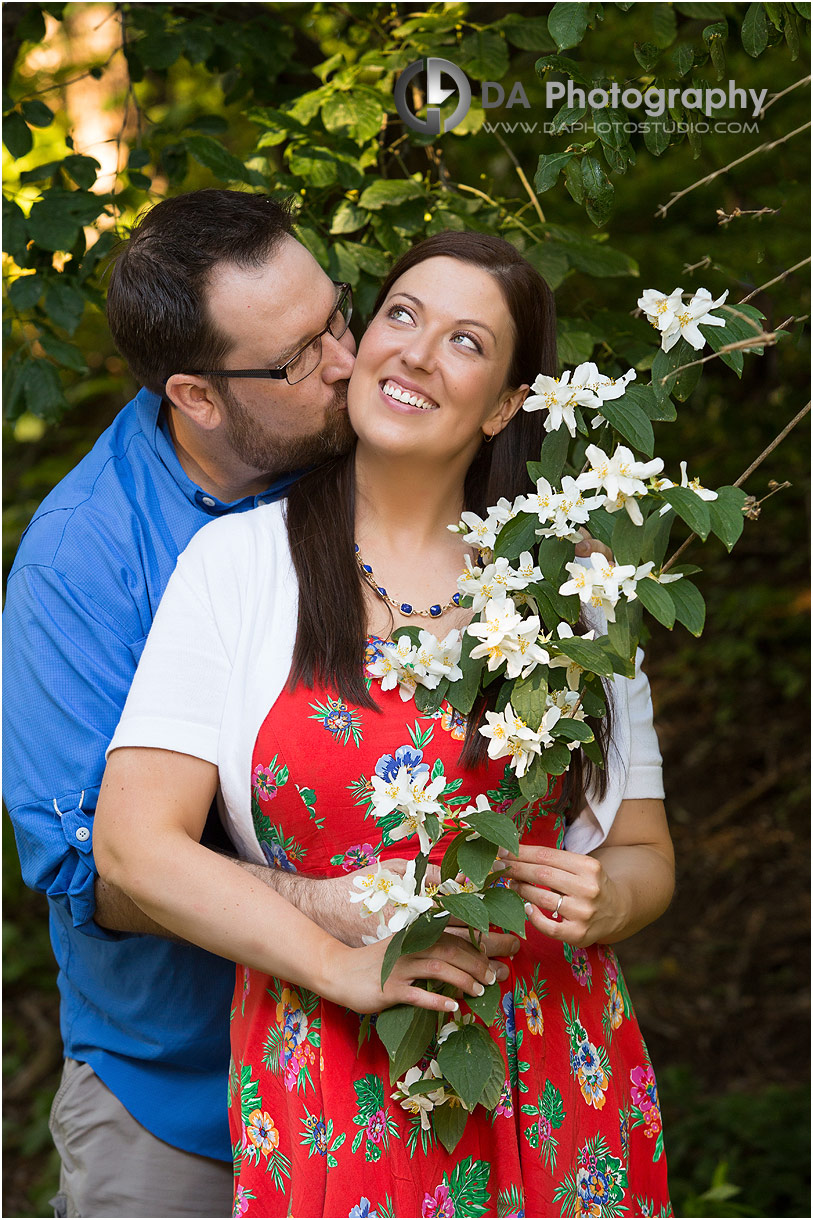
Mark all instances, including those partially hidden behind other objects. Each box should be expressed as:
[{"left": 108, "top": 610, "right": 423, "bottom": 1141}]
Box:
[
  {"left": 758, "top": 73, "right": 811, "bottom": 118},
  {"left": 655, "top": 123, "right": 811, "bottom": 218},
  {"left": 738, "top": 257, "right": 811, "bottom": 305},
  {"left": 660, "top": 402, "right": 811, "bottom": 573},
  {"left": 492, "top": 131, "right": 546, "bottom": 227}
]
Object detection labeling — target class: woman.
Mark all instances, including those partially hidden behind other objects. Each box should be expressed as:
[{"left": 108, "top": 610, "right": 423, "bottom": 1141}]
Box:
[{"left": 96, "top": 233, "right": 673, "bottom": 1217}]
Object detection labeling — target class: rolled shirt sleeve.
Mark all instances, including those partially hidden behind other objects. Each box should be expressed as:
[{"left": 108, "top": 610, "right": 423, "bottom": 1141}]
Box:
[{"left": 3, "top": 562, "right": 147, "bottom": 936}]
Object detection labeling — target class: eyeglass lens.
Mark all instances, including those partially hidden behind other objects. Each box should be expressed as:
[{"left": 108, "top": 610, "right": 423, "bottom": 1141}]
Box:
[{"left": 285, "top": 287, "right": 352, "bottom": 385}]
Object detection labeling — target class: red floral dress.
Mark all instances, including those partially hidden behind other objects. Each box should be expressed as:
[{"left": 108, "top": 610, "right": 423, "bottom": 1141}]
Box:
[{"left": 228, "top": 641, "right": 671, "bottom": 1219}]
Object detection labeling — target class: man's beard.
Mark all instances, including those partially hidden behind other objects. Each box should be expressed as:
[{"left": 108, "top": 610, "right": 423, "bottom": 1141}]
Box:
[{"left": 220, "top": 381, "right": 355, "bottom": 480}]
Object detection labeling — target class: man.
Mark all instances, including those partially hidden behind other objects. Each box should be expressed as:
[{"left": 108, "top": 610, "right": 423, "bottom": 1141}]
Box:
[{"left": 5, "top": 190, "right": 525, "bottom": 1218}]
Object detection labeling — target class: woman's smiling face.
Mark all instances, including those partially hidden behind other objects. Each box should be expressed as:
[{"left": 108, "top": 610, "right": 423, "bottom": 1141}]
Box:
[{"left": 348, "top": 256, "right": 527, "bottom": 464}]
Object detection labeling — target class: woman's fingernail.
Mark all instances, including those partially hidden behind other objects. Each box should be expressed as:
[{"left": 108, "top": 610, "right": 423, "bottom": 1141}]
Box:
[
  {"left": 524, "top": 902, "right": 534, "bottom": 916},
  {"left": 472, "top": 983, "right": 485, "bottom": 996},
  {"left": 485, "top": 968, "right": 497, "bottom": 985},
  {"left": 497, "top": 847, "right": 509, "bottom": 859},
  {"left": 496, "top": 963, "right": 509, "bottom": 981},
  {"left": 510, "top": 939, "right": 520, "bottom": 955},
  {"left": 445, "top": 999, "right": 459, "bottom": 1012}
]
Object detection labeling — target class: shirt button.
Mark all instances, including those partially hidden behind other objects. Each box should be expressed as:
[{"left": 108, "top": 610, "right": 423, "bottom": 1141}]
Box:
[
  {"left": 76, "top": 827, "right": 90, "bottom": 843},
  {"left": 201, "top": 496, "right": 216, "bottom": 508}
]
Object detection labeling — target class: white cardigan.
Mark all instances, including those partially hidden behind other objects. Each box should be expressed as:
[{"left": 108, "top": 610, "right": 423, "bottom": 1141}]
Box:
[{"left": 109, "top": 501, "right": 664, "bottom": 859}]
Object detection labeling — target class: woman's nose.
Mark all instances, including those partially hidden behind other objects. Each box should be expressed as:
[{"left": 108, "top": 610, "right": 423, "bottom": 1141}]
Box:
[{"left": 399, "top": 332, "right": 437, "bottom": 372}]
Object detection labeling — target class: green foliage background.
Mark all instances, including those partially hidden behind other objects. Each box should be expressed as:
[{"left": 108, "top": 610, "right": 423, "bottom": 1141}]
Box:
[{"left": 3, "top": 2, "right": 810, "bottom": 1216}]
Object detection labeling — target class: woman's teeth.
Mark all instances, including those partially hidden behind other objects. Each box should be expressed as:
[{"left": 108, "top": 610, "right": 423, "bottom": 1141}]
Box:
[{"left": 382, "top": 380, "right": 438, "bottom": 410}]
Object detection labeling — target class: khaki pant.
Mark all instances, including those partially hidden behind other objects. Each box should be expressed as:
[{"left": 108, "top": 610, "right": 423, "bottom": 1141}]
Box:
[{"left": 48, "top": 1059, "right": 234, "bottom": 1218}]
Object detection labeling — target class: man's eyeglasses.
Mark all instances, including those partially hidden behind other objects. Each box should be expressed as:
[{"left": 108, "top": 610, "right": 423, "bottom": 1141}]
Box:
[{"left": 184, "top": 282, "right": 353, "bottom": 387}]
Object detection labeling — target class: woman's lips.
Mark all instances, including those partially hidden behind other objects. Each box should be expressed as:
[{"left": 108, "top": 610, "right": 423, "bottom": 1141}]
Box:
[{"left": 379, "top": 378, "right": 439, "bottom": 412}]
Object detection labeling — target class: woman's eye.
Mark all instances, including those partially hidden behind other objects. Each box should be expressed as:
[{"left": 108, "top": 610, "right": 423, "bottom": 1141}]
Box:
[
  {"left": 387, "top": 304, "right": 414, "bottom": 324},
  {"left": 452, "top": 331, "right": 482, "bottom": 353}
]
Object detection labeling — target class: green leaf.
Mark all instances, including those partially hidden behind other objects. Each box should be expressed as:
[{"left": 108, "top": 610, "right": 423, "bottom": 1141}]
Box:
[
  {"left": 528, "top": 581, "right": 580, "bottom": 630},
  {"left": 458, "top": 835, "right": 500, "bottom": 889},
  {"left": 634, "top": 578, "right": 676, "bottom": 628},
  {"left": 441, "top": 832, "right": 466, "bottom": 885},
  {"left": 459, "top": 31, "right": 510, "bottom": 80},
  {"left": 611, "top": 511, "right": 645, "bottom": 567},
  {"left": 463, "top": 811, "right": 520, "bottom": 855},
  {"left": 510, "top": 668, "right": 549, "bottom": 733},
  {"left": 432, "top": 1095, "right": 468, "bottom": 1154},
  {"left": 63, "top": 155, "right": 100, "bottom": 190},
  {"left": 330, "top": 200, "right": 366, "bottom": 235},
  {"left": 660, "top": 486, "right": 712, "bottom": 540},
  {"left": 401, "top": 909, "right": 450, "bottom": 955},
  {"left": 742, "top": 2, "right": 770, "bottom": 55},
  {"left": 463, "top": 978, "right": 502, "bottom": 1024},
  {"left": 483, "top": 884, "right": 528, "bottom": 936},
  {"left": 27, "top": 191, "right": 104, "bottom": 253},
  {"left": 625, "top": 382, "right": 676, "bottom": 423},
  {"left": 377, "top": 1003, "right": 437, "bottom": 1083},
  {"left": 538, "top": 740, "right": 573, "bottom": 776},
  {"left": 651, "top": 3, "right": 678, "bottom": 47},
  {"left": 500, "top": 15, "right": 557, "bottom": 51},
  {"left": 598, "top": 397, "right": 655, "bottom": 456},
  {"left": 38, "top": 334, "right": 88, "bottom": 372},
  {"left": 8, "top": 273, "right": 42, "bottom": 311},
  {"left": 703, "top": 21, "right": 729, "bottom": 77},
  {"left": 445, "top": 632, "right": 484, "bottom": 717},
  {"left": 22, "top": 358, "right": 67, "bottom": 421},
  {"left": 581, "top": 506, "right": 613, "bottom": 547},
  {"left": 380, "top": 927, "right": 407, "bottom": 986},
  {"left": 436, "top": 1023, "right": 504, "bottom": 1109},
  {"left": 534, "top": 151, "right": 576, "bottom": 194},
  {"left": 708, "top": 485, "right": 747, "bottom": 551},
  {"left": 666, "top": 577, "right": 706, "bottom": 635},
  {"left": 643, "top": 116, "right": 672, "bottom": 158},
  {"left": 669, "top": 43, "right": 695, "bottom": 78},
  {"left": 413, "top": 681, "right": 445, "bottom": 716},
  {"left": 555, "top": 636, "right": 615, "bottom": 676},
  {"left": 2, "top": 197, "right": 28, "bottom": 262},
  {"left": 580, "top": 154, "right": 614, "bottom": 227},
  {"left": 3, "top": 112, "right": 32, "bottom": 158},
  {"left": 184, "top": 134, "right": 258, "bottom": 185},
  {"left": 438, "top": 893, "right": 491, "bottom": 934},
  {"left": 44, "top": 279, "right": 86, "bottom": 334},
  {"left": 535, "top": 54, "right": 590, "bottom": 87},
  {"left": 358, "top": 179, "right": 424, "bottom": 210},
  {"left": 134, "top": 31, "right": 184, "bottom": 70},
  {"left": 548, "top": 2, "right": 591, "bottom": 50},
  {"left": 21, "top": 99, "right": 54, "bottom": 128},
  {"left": 634, "top": 40, "right": 661, "bottom": 70},
  {"left": 322, "top": 90, "right": 385, "bottom": 142},
  {"left": 551, "top": 718, "right": 594, "bottom": 743},
  {"left": 535, "top": 425, "right": 571, "bottom": 485},
  {"left": 493, "top": 513, "right": 539, "bottom": 562},
  {"left": 554, "top": 234, "right": 638, "bottom": 278},
  {"left": 641, "top": 505, "right": 673, "bottom": 567},
  {"left": 351, "top": 244, "right": 389, "bottom": 276}
]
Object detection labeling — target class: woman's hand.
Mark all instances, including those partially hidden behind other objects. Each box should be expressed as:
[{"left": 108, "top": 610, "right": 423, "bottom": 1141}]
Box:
[
  {"left": 500, "top": 845, "right": 627, "bottom": 948},
  {"left": 326, "top": 931, "right": 510, "bottom": 1015},
  {"left": 501, "top": 798, "right": 675, "bottom": 949}
]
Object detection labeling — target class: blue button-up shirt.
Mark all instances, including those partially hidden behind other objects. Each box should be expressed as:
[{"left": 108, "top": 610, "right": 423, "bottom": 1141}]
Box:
[{"left": 3, "top": 387, "right": 300, "bottom": 1161}]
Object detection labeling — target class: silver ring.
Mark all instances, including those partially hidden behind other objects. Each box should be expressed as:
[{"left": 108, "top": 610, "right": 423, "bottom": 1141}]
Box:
[{"left": 552, "top": 893, "right": 565, "bottom": 920}]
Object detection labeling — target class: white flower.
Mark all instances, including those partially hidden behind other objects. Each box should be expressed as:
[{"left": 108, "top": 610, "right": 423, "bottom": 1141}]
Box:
[
  {"left": 410, "top": 628, "right": 463, "bottom": 689},
  {"left": 523, "top": 362, "right": 637, "bottom": 436},
  {"left": 518, "top": 474, "right": 605, "bottom": 540},
  {"left": 386, "top": 859, "right": 436, "bottom": 932},
  {"left": 466, "top": 596, "right": 550, "bottom": 680},
  {"left": 361, "top": 923, "right": 394, "bottom": 946},
  {"left": 580, "top": 443, "right": 664, "bottom": 525},
  {"left": 479, "top": 701, "right": 561, "bottom": 778},
  {"left": 457, "top": 555, "right": 533, "bottom": 613},
  {"left": 548, "top": 622, "right": 596, "bottom": 691},
  {"left": 638, "top": 286, "right": 728, "bottom": 352},
  {"left": 458, "top": 792, "right": 492, "bottom": 835},
  {"left": 349, "top": 864, "right": 409, "bottom": 918},
  {"left": 559, "top": 555, "right": 655, "bottom": 622},
  {"left": 655, "top": 461, "right": 719, "bottom": 515},
  {"left": 366, "top": 634, "right": 418, "bottom": 701},
  {"left": 392, "top": 1061, "right": 447, "bottom": 1129},
  {"left": 457, "top": 497, "right": 518, "bottom": 552},
  {"left": 370, "top": 766, "right": 446, "bottom": 855},
  {"left": 545, "top": 688, "right": 589, "bottom": 750}
]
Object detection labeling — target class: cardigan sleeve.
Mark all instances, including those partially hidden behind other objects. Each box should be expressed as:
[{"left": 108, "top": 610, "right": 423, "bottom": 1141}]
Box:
[
  {"left": 107, "top": 518, "right": 242, "bottom": 764},
  {"left": 562, "top": 647, "right": 665, "bottom": 855}
]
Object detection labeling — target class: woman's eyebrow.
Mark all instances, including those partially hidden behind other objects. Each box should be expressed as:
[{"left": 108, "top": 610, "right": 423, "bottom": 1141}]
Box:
[{"left": 391, "top": 292, "right": 497, "bottom": 342}]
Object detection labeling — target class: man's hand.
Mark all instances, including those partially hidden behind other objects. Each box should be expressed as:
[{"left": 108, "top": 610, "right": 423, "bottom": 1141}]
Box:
[{"left": 574, "top": 527, "right": 612, "bottom": 562}]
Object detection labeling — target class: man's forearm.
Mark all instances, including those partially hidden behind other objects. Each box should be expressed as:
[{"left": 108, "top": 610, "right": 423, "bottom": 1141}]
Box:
[{"left": 94, "top": 859, "right": 364, "bottom": 945}]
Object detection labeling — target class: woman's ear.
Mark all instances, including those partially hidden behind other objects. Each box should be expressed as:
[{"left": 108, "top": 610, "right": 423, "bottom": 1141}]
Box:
[
  {"left": 164, "top": 374, "right": 226, "bottom": 432},
  {"left": 484, "top": 383, "right": 530, "bottom": 440}
]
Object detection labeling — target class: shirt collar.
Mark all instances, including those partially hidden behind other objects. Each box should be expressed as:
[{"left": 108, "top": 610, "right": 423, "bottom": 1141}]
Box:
[{"left": 135, "top": 385, "right": 303, "bottom": 514}]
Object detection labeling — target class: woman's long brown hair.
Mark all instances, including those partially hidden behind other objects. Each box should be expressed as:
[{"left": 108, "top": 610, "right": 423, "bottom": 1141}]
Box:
[{"left": 286, "top": 232, "right": 611, "bottom": 818}]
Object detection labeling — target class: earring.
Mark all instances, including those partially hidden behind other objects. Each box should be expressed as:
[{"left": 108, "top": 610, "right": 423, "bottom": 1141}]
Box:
[{"left": 483, "top": 431, "right": 495, "bottom": 444}]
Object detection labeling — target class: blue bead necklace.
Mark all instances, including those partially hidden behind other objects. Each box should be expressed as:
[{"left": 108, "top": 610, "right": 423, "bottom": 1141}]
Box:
[{"left": 354, "top": 544, "right": 462, "bottom": 619}]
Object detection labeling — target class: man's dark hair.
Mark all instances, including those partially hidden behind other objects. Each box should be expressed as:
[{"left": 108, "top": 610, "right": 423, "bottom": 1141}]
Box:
[{"left": 106, "top": 189, "right": 294, "bottom": 393}]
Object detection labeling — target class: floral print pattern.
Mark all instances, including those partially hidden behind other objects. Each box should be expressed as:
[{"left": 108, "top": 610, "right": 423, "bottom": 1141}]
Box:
[{"left": 228, "top": 663, "right": 669, "bottom": 1216}]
